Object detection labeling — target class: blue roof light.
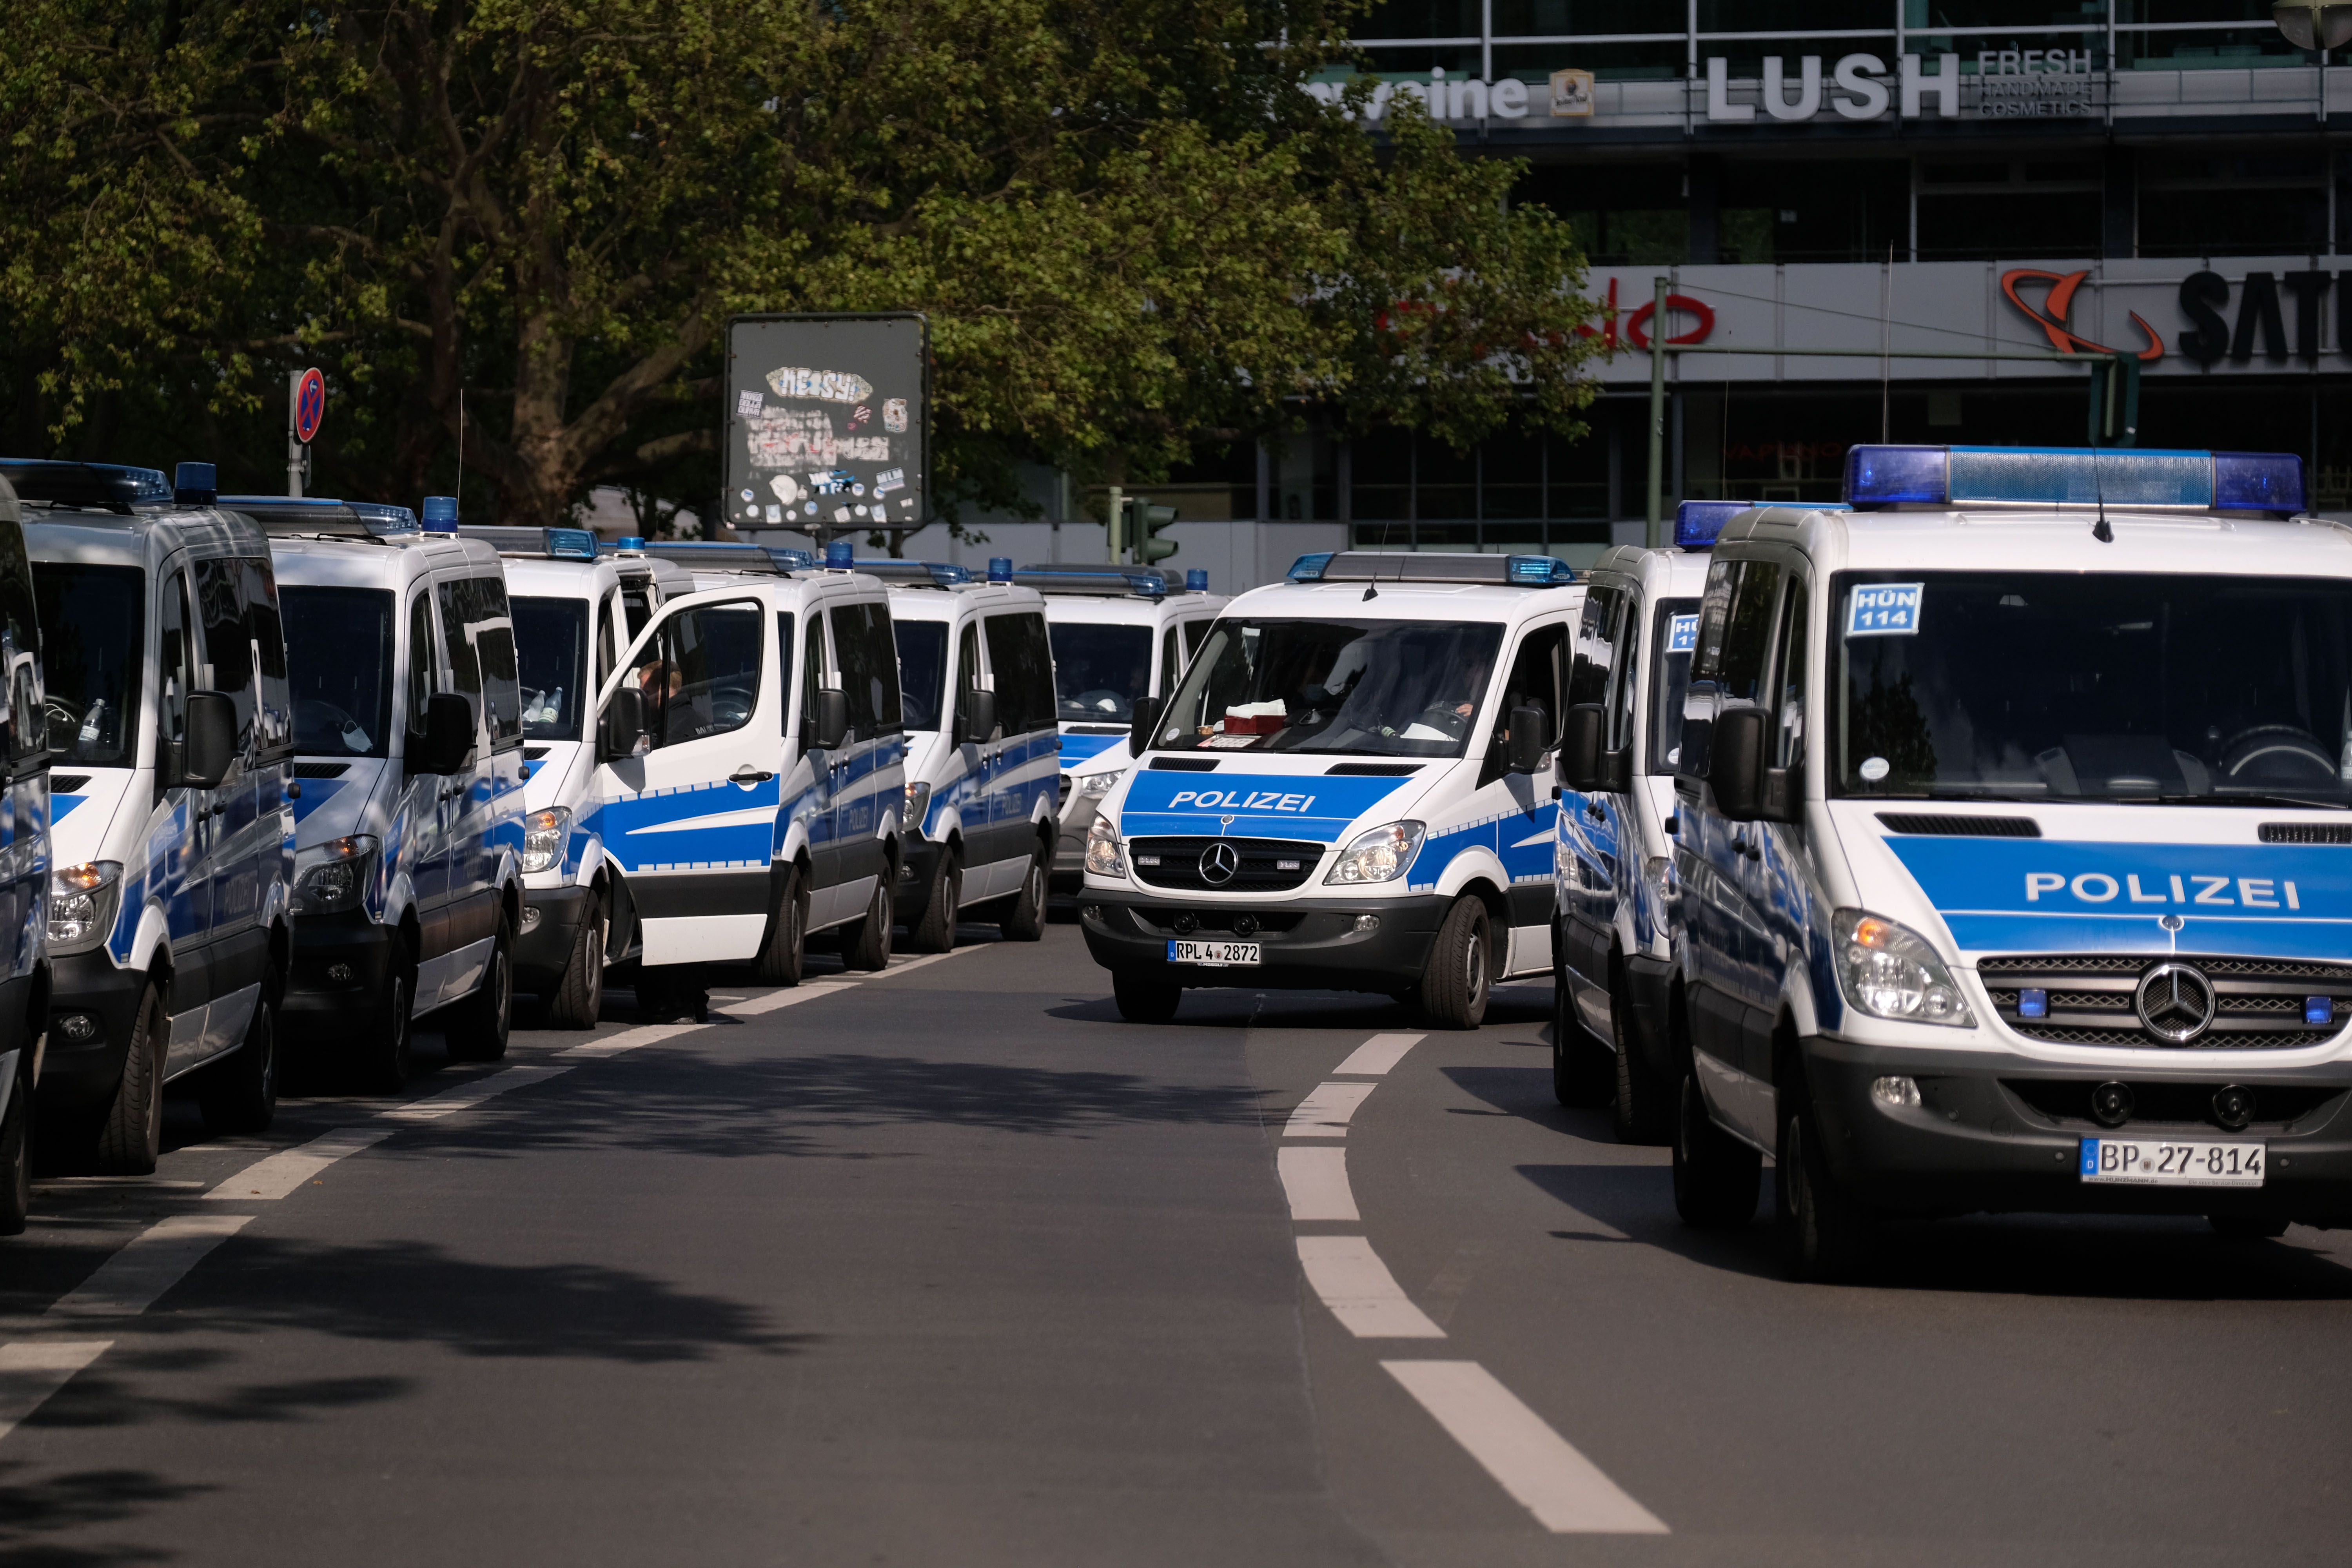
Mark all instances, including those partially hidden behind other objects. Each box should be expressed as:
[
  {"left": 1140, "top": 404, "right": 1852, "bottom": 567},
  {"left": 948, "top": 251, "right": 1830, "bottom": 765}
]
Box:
[
  {"left": 988, "top": 556, "right": 1013, "bottom": 583},
  {"left": 174, "top": 462, "right": 217, "bottom": 505},
  {"left": 1505, "top": 554, "right": 1577, "bottom": 586},
  {"left": 1845, "top": 445, "right": 2308, "bottom": 514},
  {"left": 1675, "top": 500, "right": 1754, "bottom": 549},
  {"left": 545, "top": 526, "right": 598, "bottom": 561},
  {"left": 2214, "top": 451, "right": 2307, "bottom": 513},
  {"left": 824, "top": 539, "right": 854, "bottom": 569},
  {"left": 1185, "top": 568, "right": 1209, "bottom": 592},
  {"left": 421, "top": 494, "right": 458, "bottom": 532},
  {"left": 1844, "top": 446, "right": 1951, "bottom": 507},
  {"left": 1287, "top": 552, "right": 1334, "bottom": 582},
  {"left": 617, "top": 535, "right": 646, "bottom": 553}
]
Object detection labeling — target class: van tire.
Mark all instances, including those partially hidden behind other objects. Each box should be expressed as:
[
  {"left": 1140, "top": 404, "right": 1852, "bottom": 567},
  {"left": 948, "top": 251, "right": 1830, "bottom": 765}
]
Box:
[
  {"left": 1672, "top": 1072, "right": 1760, "bottom": 1227},
  {"left": 198, "top": 998, "right": 278, "bottom": 1136},
  {"left": 0, "top": 1063, "right": 31, "bottom": 1236},
  {"left": 444, "top": 914, "right": 513, "bottom": 1063},
  {"left": 1415, "top": 897, "right": 1491, "bottom": 1031},
  {"left": 842, "top": 877, "right": 893, "bottom": 972},
  {"left": 95, "top": 983, "right": 166, "bottom": 1176},
  {"left": 1551, "top": 978, "right": 1612, "bottom": 1108},
  {"left": 363, "top": 953, "right": 417, "bottom": 1093},
  {"left": 750, "top": 864, "right": 808, "bottom": 987},
  {"left": 1112, "top": 971, "right": 1181, "bottom": 1024},
  {"left": 909, "top": 851, "right": 960, "bottom": 953},
  {"left": 1611, "top": 986, "right": 1671, "bottom": 1145},
  {"left": 999, "top": 842, "right": 1047, "bottom": 942},
  {"left": 543, "top": 906, "right": 605, "bottom": 1030},
  {"left": 1778, "top": 1100, "right": 1873, "bottom": 1282}
]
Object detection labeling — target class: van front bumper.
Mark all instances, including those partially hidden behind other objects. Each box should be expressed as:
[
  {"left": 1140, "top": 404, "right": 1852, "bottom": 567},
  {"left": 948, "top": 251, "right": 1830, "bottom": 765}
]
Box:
[
  {"left": 897, "top": 838, "right": 946, "bottom": 924},
  {"left": 1078, "top": 889, "right": 1449, "bottom": 993},
  {"left": 283, "top": 912, "right": 398, "bottom": 1038},
  {"left": 1801, "top": 1034, "right": 2352, "bottom": 1225},
  {"left": 42, "top": 952, "right": 147, "bottom": 1111},
  {"left": 515, "top": 884, "right": 594, "bottom": 993}
]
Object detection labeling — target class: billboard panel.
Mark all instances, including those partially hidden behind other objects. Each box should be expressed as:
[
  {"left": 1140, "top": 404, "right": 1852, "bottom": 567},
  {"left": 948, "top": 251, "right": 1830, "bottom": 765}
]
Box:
[{"left": 724, "top": 314, "right": 927, "bottom": 537}]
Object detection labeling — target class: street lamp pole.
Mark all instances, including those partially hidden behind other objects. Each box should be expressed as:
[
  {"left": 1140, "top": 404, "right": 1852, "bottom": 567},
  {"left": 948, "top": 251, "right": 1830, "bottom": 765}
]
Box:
[{"left": 1645, "top": 276, "right": 1668, "bottom": 549}]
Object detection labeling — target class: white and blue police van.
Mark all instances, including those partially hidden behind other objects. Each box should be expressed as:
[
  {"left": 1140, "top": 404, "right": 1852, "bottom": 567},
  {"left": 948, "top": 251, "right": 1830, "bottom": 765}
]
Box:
[
  {"left": 582, "top": 539, "right": 906, "bottom": 998},
  {"left": 247, "top": 492, "right": 526, "bottom": 1088},
  {"left": 881, "top": 559, "right": 1060, "bottom": 951},
  {"left": 604, "top": 535, "right": 696, "bottom": 644},
  {"left": 1079, "top": 551, "right": 1580, "bottom": 1026},
  {"left": 11, "top": 459, "right": 294, "bottom": 1171},
  {"left": 1599, "top": 445, "right": 2352, "bottom": 1279},
  {"left": 0, "top": 470, "right": 49, "bottom": 1227},
  {"left": 462, "top": 524, "right": 629, "bottom": 1027},
  {"left": 1022, "top": 566, "right": 1226, "bottom": 891}
]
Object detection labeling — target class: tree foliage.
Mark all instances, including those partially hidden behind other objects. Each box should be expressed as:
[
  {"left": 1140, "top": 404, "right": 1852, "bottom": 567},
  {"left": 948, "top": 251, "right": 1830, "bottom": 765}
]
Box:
[{"left": 1, "top": 0, "right": 1601, "bottom": 527}]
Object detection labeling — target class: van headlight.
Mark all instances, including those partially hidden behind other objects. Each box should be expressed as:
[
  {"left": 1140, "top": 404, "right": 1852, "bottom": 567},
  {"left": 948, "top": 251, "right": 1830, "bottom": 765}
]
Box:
[
  {"left": 1833, "top": 909, "right": 1973, "bottom": 1027},
  {"left": 294, "top": 835, "right": 378, "bottom": 915},
  {"left": 1324, "top": 821, "right": 1424, "bottom": 885},
  {"left": 1079, "top": 770, "right": 1119, "bottom": 798},
  {"left": 521, "top": 808, "right": 571, "bottom": 874},
  {"left": 48, "top": 862, "right": 123, "bottom": 953},
  {"left": 1085, "top": 814, "right": 1126, "bottom": 877},
  {"left": 903, "top": 781, "right": 931, "bottom": 835}
]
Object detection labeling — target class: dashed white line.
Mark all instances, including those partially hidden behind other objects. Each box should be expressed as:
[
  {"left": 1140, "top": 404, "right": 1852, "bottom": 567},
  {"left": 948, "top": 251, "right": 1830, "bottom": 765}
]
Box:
[
  {"left": 1276, "top": 1146, "right": 1359, "bottom": 1222},
  {"left": 47, "top": 1214, "right": 255, "bottom": 1319},
  {"left": 0, "top": 1342, "right": 113, "bottom": 1441},
  {"left": 716, "top": 982, "right": 857, "bottom": 1018},
  {"left": 553, "top": 1021, "right": 705, "bottom": 1058},
  {"left": 1284, "top": 1081, "right": 1378, "bottom": 1139},
  {"left": 380, "top": 1063, "right": 572, "bottom": 1121},
  {"left": 202, "top": 1126, "right": 394, "bottom": 1201},
  {"left": 1382, "top": 1361, "right": 1669, "bottom": 1534},
  {"left": 1295, "top": 1235, "right": 1446, "bottom": 1338},
  {"left": 1333, "top": 1032, "right": 1425, "bottom": 1076}
]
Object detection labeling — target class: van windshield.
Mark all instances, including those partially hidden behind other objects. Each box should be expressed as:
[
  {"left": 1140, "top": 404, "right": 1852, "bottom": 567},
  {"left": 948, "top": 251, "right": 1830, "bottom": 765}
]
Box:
[
  {"left": 513, "top": 596, "right": 586, "bottom": 742},
  {"left": 1049, "top": 623, "right": 1152, "bottom": 723},
  {"left": 1151, "top": 618, "right": 1503, "bottom": 757},
  {"left": 1835, "top": 571, "right": 2352, "bottom": 807},
  {"left": 31, "top": 563, "right": 142, "bottom": 766},
  {"left": 1649, "top": 597, "right": 1700, "bottom": 772},
  {"left": 280, "top": 586, "right": 394, "bottom": 757},
  {"left": 895, "top": 620, "right": 947, "bottom": 730}
]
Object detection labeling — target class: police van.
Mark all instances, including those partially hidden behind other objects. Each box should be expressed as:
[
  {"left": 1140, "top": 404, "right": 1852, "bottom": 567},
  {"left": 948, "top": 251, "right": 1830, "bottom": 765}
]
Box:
[
  {"left": 1079, "top": 552, "right": 1579, "bottom": 1026},
  {"left": 882, "top": 560, "right": 1060, "bottom": 950},
  {"left": 583, "top": 540, "right": 905, "bottom": 992},
  {"left": 248, "top": 492, "right": 525, "bottom": 1087},
  {"left": 11, "top": 459, "right": 294, "bottom": 1171},
  {"left": 0, "top": 472, "right": 48, "bottom": 1226},
  {"left": 1023, "top": 566, "right": 1226, "bottom": 891},
  {"left": 605, "top": 536, "right": 696, "bottom": 643},
  {"left": 1569, "top": 446, "right": 2352, "bottom": 1278},
  {"left": 463, "top": 524, "right": 630, "bottom": 1026}
]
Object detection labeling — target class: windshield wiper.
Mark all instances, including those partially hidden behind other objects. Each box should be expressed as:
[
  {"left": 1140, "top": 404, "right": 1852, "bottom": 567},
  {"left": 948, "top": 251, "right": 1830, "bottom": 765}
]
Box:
[{"left": 2138, "top": 792, "right": 2349, "bottom": 812}]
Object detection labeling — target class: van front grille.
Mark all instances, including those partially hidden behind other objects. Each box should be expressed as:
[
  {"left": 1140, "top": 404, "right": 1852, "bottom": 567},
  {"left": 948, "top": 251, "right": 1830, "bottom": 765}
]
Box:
[
  {"left": 1978, "top": 953, "right": 2352, "bottom": 1049},
  {"left": 1128, "top": 837, "right": 1321, "bottom": 893}
]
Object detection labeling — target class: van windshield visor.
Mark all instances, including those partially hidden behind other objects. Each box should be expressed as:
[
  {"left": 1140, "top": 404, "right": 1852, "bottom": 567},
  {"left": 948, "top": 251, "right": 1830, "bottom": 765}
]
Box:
[
  {"left": 31, "top": 563, "right": 141, "bottom": 766},
  {"left": 1650, "top": 597, "right": 1700, "bottom": 772},
  {"left": 1152, "top": 618, "right": 1503, "bottom": 757},
  {"left": 1835, "top": 571, "right": 2352, "bottom": 808},
  {"left": 1050, "top": 624, "right": 1152, "bottom": 722},
  {"left": 895, "top": 621, "right": 947, "bottom": 730},
  {"left": 281, "top": 586, "right": 394, "bottom": 757},
  {"left": 513, "top": 597, "right": 587, "bottom": 742}
]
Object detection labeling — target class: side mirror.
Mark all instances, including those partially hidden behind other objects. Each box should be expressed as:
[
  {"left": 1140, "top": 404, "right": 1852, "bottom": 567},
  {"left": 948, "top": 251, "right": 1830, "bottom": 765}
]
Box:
[
  {"left": 809, "top": 686, "right": 849, "bottom": 751},
  {"left": 175, "top": 691, "right": 238, "bottom": 789},
  {"left": 957, "top": 687, "right": 996, "bottom": 747},
  {"left": 409, "top": 692, "right": 476, "bottom": 776},
  {"left": 600, "top": 686, "right": 649, "bottom": 762},
  {"left": 1506, "top": 704, "right": 1548, "bottom": 775},
  {"left": 1557, "top": 703, "right": 1604, "bottom": 792},
  {"left": 1709, "top": 707, "right": 1767, "bottom": 821},
  {"left": 1129, "top": 695, "right": 1163, "bottom": 757}
]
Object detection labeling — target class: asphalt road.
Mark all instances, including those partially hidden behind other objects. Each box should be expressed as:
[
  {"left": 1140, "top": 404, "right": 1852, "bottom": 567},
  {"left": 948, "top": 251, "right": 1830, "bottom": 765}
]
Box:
[{"left": 0, "top": 920, "right": 2346, "bottom": 1566}]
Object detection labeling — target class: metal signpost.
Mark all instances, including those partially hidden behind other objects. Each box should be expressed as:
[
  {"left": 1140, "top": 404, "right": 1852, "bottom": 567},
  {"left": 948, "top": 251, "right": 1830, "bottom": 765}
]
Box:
[
  {"left": 722, "top": 314, "right": 929, "bottom": 546},
  {"left": 288, "top": 367, "right": 325, "bottom": 497}
]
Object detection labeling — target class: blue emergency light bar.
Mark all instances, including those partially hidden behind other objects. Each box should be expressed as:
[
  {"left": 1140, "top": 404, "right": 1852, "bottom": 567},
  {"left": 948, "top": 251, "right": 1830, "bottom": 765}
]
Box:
[
  {"left": 462, "top": 524, "right": 597, "bottom": 559},
  {"left": 1010, "top": 567, "right": 1168, "bottom": 599},
  {"left": 0, "top": 459, "right": 173, "bottom": 512},
  {"left": 768, "top": 548, "right": 817, "bottom": 570},
  {"left": 1287, "top": 552, "right": 1575, "bottom": 587},
  {"left": 1674, "top": 498, "right": 1854, "bottom": 548},
  {"left": 841, "top": 559, "right": 973, "bottom": 586},
  {"left": 225, "top": 494, "right": 421, "bottom": 537},
  {"left": 1844, "top": 446, "right": 2307, "bottom": 514}
]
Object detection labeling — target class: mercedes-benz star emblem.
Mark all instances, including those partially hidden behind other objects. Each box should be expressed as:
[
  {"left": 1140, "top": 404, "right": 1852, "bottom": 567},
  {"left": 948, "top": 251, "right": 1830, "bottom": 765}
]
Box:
[
  {"left": 2134, "top": 961, "right": 2216, "bottom": 1044},
  {"left": 1199, "top": 842, "right": 1241, "bottom": 886}
]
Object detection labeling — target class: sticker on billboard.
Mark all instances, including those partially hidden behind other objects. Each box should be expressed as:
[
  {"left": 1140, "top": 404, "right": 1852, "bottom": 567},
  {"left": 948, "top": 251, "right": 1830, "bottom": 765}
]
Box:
[
  {"left": 736, "top": 389, "right": 766, "bottom": 417},
  {"left": 874, "top": 468, "right": 904, "bottom": 496},
  {"left": 884, "top": 398, "right": 908, "bottom": 433}
]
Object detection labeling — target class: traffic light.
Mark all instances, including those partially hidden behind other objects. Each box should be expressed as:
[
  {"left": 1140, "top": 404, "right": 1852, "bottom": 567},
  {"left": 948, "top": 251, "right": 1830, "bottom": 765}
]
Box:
[{"left": 1131, "top": 497, "right": 1178, "bottom": 564}]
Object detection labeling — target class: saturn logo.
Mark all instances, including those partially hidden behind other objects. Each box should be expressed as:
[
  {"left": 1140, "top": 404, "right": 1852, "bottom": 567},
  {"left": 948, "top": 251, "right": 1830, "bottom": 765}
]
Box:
[
  {"left": 2134, "top": 961, "right": 2216, "bottom": 1045},
  {"left": 1200, "top": 842, "right": 1241, "bottom": 886}
]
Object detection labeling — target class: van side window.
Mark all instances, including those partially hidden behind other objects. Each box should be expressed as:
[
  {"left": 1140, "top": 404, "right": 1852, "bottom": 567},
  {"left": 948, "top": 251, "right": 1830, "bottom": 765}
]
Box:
[
  {"left": 1773, "top": 578, "right": 1810, "bottom": 773},
  {"left": 243, "top": 557, "right": 293, "bottom": 759},
  {"left": 194, "top": 557, "right": 256, "bottom": 747},
  {"left": 831, "top": 601, "right": 902, "bottom": 740},
  {"left": 983, "top": 611, "right": 1053, "bottom": 735},
  {"left": 1489, "top": 621, "right": 1569, "bottom": 787},
  {"left": 596, "top": 601, "right": 618, "bottom": 691},
  {"left": 1183, "top": 619, "right": 1211, "bottom": 657},
  {"left": 1717, "top": 563, "right": 1783, "bottom": 710},
  {"left": 801, "top": 610, "right": 830, "bottom": 746},
  {"left": 1606, "top": 600, "right": 1642, "bottom": 755},
  {"left": 775, "top": 612, "right": 796, "bottom": 736},
  {"left": 953, "top": 622, "right": 982, "bottom": 739},
  {"left": 468, "top": 577, "right": 524, "bottom": 748},
  {"left": 437, "top": 580, "right": 483, "bottom": 726},
  {"left": 1680, "top": 559, "right": 1744, "bottom": 785},
  {"left": 160, "top": 570, "right": 194, "bottom": 749},
  {"left": 0, "top": 522, "right": 42, "bottom": 763},
  {"left": 1158, "top": 626, "right": 1180, "bottom": 700},
  {"left": 644, "top": 600, "right": 761, "bottom": 748},
  {"left": 1567, "top": 588, "right": 1619, "bottom": 713},
  {"left": 406, "top": 592, "right": 436, "bottom": 735}
]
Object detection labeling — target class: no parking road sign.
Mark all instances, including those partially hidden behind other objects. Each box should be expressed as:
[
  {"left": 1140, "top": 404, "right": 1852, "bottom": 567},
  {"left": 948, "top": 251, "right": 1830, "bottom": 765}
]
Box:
[{"left": 292, "top": 368, "right": 326, "bottom": 444}]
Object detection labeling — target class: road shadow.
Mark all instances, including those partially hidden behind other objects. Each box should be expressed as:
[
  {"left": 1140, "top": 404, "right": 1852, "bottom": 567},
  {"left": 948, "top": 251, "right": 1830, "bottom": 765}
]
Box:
[
  {"left": 0, "top": 1459, "right": 204, "bottom": 1567},
  {"left": 1441, "top": 1062, "right": 1620, "bottom": 1144},
  {"left": 1044, "top": 984, "right": 1553, "bottom": 1035}
]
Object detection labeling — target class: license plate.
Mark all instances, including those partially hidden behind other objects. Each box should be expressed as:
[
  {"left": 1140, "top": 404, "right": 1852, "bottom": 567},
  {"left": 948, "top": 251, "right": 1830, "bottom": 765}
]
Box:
[
  {"left": 2079, "top": 1138, "right": 2265, "bottom": 1187},
  {"left": 1167, "top": 938, "right": 1261, "bottom": 967}
]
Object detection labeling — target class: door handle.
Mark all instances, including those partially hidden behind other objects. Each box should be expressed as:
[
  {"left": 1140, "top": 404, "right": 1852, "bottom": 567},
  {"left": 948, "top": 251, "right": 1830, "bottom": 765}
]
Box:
[{"left": 730, "top": 766, "right": 776, "bottom": 785}]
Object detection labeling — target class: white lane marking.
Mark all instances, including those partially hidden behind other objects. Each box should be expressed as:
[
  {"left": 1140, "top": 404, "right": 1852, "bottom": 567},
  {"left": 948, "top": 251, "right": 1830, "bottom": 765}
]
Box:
[
  {"left": 1382, "top": 1361, "right": 1668, "bottom": 1534},
  {"left": 381, "top": 1064, "right": 572, "bottom": 1121},
  {"left": 1295, "top": 1236, "right": 1445, "bottom": 1338},
  {"left": 718, "top": 982, "right": 856, "bottom": 1018},
  {"left": 1277, "top": 1146, "right": 1359, "bottom": 1223},
  {"left": 201, "top": 1126, "right": 393, "bottom": 1201},
  {"left": 871, "top": 948, "right": 973, "bottom": 979},
  {"left": 1285, "top": 1081, "right": 1378, "bottom": 1139},
  {"left": 554, "top": 1022, "right": 704, "bottom": 1058},
  {"left": 0, "top": 1342, "right": 113, "bottom": 1441},
  {"left": 1333, "top": 1032, "right": 1425, "bottom": 1076},
  {"left": 47, "top": 1214, "right": 255, "bottom": 1319}
]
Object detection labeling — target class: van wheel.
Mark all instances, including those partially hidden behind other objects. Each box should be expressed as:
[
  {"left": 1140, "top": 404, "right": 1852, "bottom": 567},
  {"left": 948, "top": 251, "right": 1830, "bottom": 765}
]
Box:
[
  {"left": 1778, "top": 1100, "right": 1873, "bottom": 1282},
  {"left": 445, "top": 915, "right": 513, "bottom": 1063},
  {"left": 543, "top": 906, "right": 606, "bottom": 1030},
  {"left": 0, "top": 1063, "right": 31, "bottom": 1236},
  {"left": 198, "top": 998, "right": 278, "bottom": 1136},
  {"left": 909, "top": 851, "right": 960, "bottom": 953},
  {"left": 1551, "top": 976, "right": 1612, "bottom": 1108},
  {"left": 999, "top": 843, "right": 1047, "bottom": 942},
  {"left": 363, "top": 953, "right": 417, "bottom": 1093},
  {"left": 750, "top": 864, "right": 808, "bottom": 987},
  {"left": 1611, "top": 984, "right": 1671, "bottom": 1145},
  {"left": 95, "top": 983, "right": 166, "bottom": 1175},
  {"left": 1415, "top": 897, "right": 1491, "bottom": 1031},
  {"left": 1672, "top": 1072, "right": 1760, "bottom": 1227},
  {"left": 842, "top": 877, "right": 894, "bottom": 972},
  {"left": 1112, "top": 971, "right": 1181, "bottom": 1024},
  {"left": 2209, "top": 1214, "right": 2290, "bottom": 1240}
]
